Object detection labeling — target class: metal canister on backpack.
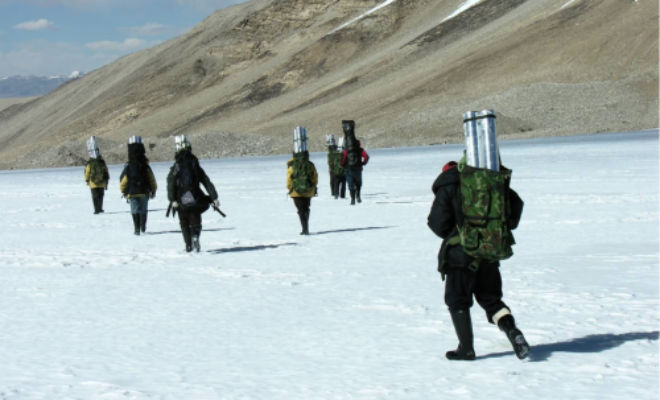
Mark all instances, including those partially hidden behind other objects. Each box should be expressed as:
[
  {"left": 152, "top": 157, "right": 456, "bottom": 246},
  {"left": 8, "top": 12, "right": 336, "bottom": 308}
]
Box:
[
  {"left": 293, "top": 126, "right": 308, "bottom": 154},
  {"left": 462, "top": 110, "right": 499, "bottom": 171}
]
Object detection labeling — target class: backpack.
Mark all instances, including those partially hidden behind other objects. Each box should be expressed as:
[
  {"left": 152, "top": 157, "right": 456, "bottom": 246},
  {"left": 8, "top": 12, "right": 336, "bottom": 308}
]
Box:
[
  {"left": 290, "top": 154, "right": 315, "bottom": 194},
  {"left": 175, "top": 157, "right": 200, "bottom": 209},
  {"left": 329, "top": 151, "right": 344, "bottom": 176},
  {"left": 88, "top": 159, "right": 107, "bottom": 185},
  {"left": 456, "top": 157, "right": 515, "bottom": 265},
  {"left": 124, "top": 161, "right": 150, "bottom": 195}
]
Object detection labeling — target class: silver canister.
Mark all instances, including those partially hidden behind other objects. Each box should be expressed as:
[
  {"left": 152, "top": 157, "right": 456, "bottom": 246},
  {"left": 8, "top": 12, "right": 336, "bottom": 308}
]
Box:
[
  {"left": 86, "top": 136, "right": 99, "bottom": 158},
  {"left": 462, "top": 111, "right": 480, "bottom": 168},
  {"left": 477, "top": 109, "right": 499, "bottom": 171},
  {"left": 293, "top": 126, "right": 308, "bottom": 154}
]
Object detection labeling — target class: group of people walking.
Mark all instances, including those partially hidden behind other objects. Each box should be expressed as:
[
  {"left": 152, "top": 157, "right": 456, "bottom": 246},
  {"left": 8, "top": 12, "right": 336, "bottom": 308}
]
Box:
[
  {"left": 84, "top": 116, "right": 530, "bottom": 361},
  {"left": 84, "top": 134, "right": 219, "bottom": 252}
]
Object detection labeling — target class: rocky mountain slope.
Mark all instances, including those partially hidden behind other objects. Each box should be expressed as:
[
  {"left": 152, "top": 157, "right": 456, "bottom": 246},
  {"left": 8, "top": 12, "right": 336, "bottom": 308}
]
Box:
[{"left": 0, "top": 0, "right": 656, "bottom": 169}]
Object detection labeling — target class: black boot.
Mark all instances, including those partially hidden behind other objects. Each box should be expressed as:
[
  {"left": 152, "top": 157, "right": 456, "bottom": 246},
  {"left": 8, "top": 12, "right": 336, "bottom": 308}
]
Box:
[
  {"left": 497, "top": 314, "right": 530, "bottom": 360},
  {"left": 191, "top": 225, "right": 202, "bottom": 252},
  {"left": 140, "top": 213, "right": 147, "bottom": 233},
  {"left": 181, "top": 225, "right": 193, "bottom": 252},
  {"left": 298, "top": 212, "right": 308, "bottom": 235},
  {"left": 350, "top": 190, "right": 356, "bottom": 205},
  {"left": 356, "top": 186, "right": 362, "bottom": 203},
  {"left": 132, "top": 214, "right": 140, "bottom": 235},
  {"left": 446, "top": 309, "right": 476, "bottom": 361},
  {"left": 302, "top": 210, "right": 310, "bottom": 235}
]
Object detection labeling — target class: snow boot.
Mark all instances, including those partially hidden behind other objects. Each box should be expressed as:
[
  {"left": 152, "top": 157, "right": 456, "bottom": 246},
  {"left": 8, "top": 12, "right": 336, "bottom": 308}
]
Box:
[
  {"left": 350, "top": 190, "right": 356, "bottom": 205},
  {"left": 302, "top": 210, "right": 310, "bottom": 235},
  {"left": 140, "top": 213, "right": 147, "bottom": 233},
  {"left": 191, "top": 225, "right": 201, "bottom": 252},
  {"left": 356, "top": 186, "right": 362, "bottom": 203},
  {"left": 446, "top": 309, "right": 476, "bottom": 361},
  {"left": 497, "top": 314, "right": 530, "bottom": 360},
  {"left": 132, "top": 214, "right": 140, "bottom": 235},
  {"left": 181, "top": 225, "right": 193, "bottom": 252}
]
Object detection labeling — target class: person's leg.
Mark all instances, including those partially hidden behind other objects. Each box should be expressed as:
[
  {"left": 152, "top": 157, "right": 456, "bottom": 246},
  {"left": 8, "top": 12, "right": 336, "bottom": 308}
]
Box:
[
  {"left": 178, "top": 210, "right": 192, "bottom": 251},
  {"left": 444, "top": 268, "right": 476, "bottom": 360},
  {"left": 189, "top": 211, "right": 202, "bottom": 252},
  {"left": 474, "top": 264, "right": 529, "bottom": 359},
  {"left": 129, "top": 198, "right": 140, "bottom": 235}
]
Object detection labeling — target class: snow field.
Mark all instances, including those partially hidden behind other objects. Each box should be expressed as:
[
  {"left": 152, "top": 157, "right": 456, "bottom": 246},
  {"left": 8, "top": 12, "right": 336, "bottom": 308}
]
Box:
[{"left": 0, "top": 130, "right": 657, "bottom": 399}]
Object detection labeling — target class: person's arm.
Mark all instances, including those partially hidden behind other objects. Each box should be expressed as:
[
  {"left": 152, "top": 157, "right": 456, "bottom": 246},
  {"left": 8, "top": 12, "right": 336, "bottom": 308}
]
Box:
[
  {"left": 427, "top": 184, "right": 456, "bottom": 239},
  {"left": 361, "top": 149, "right": 369, "bottom": 166}
]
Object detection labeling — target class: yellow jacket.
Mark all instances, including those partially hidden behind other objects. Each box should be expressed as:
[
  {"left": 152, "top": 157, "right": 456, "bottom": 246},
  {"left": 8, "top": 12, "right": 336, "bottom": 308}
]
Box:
[
  {"left": 286, "top": 157, "right": 318, "bottom": 198},
  {"left": 84, "top": 158, "right": 109, "bottom": 189}
]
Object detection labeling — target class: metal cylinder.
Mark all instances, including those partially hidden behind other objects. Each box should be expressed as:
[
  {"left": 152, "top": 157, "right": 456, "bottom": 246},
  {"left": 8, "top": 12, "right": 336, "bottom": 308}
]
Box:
[
  {"left": 477, "top": 110, "right": 499, "bottom": 171},
  {"left": 86, "top": 136, "right": 99, "bottom": 158},
  {"left": 463, "top": 111, "right": 480, "bottom": 168},
  {"left": 293, "top": 126, "right": 307, "bottom": 153}
]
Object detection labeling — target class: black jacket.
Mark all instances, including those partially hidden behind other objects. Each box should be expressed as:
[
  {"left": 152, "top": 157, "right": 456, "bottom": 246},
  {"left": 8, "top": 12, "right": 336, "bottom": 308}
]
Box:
[
  {"left": 427, "top": 166, "right": 523, "bottom": 273},
  {"left": 167, "top": 151, "right": 218, "bottom": 209}
]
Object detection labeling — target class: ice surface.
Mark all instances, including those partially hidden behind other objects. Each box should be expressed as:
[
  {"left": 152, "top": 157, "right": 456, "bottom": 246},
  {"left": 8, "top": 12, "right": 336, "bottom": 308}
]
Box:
[{"left": 0, "top": 131, "right": 657, "bottom": 399}]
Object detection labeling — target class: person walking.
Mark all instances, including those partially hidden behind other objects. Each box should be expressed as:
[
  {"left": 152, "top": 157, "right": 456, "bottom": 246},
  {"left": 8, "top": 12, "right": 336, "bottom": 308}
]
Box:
[
  {"left": 339, "top": 120, "right": 369, "bottom": 205},
  {"left": 84, "top": 136, "right": 109, "bottom": 214},
  {"left": 167, "top": 135, "right": 220, "bottom": 252},
  {"left": 119, "top": 136, "right": 157, "bottom": 235},
  {"left": 325, "top": 134, "right": 344, "bottom": 199},
  {"left": 287, "top": 126, "right": 318, "bottom": 235},
  {"left": 427, "top": 159, "right": 529, "bottom": 361}
]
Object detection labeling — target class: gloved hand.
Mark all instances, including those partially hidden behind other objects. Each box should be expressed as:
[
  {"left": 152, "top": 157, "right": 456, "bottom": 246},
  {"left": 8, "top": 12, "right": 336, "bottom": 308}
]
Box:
[
  {"left": 150, "top": 192, "right": 156, "bottom": 199},
  {"left": 213, "top": 199, "right": 220, "bottom": 208},
  {"left": 172, "top": 201, "right": 179, "bottom": 209}
]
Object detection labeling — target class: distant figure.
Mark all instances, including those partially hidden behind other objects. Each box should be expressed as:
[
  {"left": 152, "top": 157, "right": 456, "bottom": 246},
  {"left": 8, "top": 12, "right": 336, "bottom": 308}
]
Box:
[
  {"left": 287, "top": 126, "right": 318, "bottom": 235},
  {"left": 427, "top": 158, "right": 529, "bottom": 361},
  {"left": 167, "top": 135, "right": 219, "bottom": 252},
  {"left": 339, "top": 120, "right": 369, "bottom": 205},
  {"left": 84, "top": 136, "right": 109, "bottom": 214},
  {"left": 326, "top": 134, "right": 345, "bottom": 199},
  {"left": 119, "top": 136, "right": 157, "bottom": 235}
]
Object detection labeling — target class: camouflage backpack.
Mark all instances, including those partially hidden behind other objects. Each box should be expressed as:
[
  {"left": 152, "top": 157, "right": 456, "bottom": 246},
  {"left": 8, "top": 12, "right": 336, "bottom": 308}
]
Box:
[
  {"left": 290, "top": 153, "right": 315, "bottom": 194},
  {"left": 329, "top": 151, "right": 344, "bottom": 176},
  {"left": 88, "top": 158, "right": 107, "bottom": 185},
  {"left": 456, "top": 156, "right": 515, "bottom": 266}
]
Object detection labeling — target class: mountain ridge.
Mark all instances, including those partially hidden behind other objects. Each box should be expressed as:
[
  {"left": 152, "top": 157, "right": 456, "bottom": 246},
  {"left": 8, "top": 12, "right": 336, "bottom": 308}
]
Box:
[{"left": 0, "top": 0, "right": 656, "bottom": 169}]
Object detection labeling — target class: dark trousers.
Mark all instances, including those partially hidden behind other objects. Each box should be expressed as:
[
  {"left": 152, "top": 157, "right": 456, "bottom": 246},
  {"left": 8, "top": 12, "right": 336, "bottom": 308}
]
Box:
[
  {"left": 330, "top": 174, "right": 346, "bottom": 198},
  {"left": 345, "top": 169, "right": 362, "bottom": 192},
  {"left": 293, "top": 197, "right": 311, "bottom": 234},
  {"left": 90, "top": 188, "right": 105, "bottom": 213},
  {"left": 444, "top": 263, "right": 509, "bottom": 323},
  {"left": 178, "top": 207, "right": 202, "bottom": 247}
]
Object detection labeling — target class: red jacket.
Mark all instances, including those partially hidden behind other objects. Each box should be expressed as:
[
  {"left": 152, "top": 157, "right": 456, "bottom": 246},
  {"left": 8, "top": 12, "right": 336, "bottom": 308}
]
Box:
[{"left": 340, "top": 146, "right": 369, "bottom": 170}]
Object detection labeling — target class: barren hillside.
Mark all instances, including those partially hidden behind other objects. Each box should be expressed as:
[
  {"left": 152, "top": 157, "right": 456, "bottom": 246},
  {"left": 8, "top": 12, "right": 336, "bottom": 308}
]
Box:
[{"left": 0, "top": 0, "right": 657, "bottom": 169}]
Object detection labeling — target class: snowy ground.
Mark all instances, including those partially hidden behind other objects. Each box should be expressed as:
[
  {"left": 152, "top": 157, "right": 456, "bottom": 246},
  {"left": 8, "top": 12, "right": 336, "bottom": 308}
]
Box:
[{"left": 0, "top": 130, "right": 657, "bottom": 399}]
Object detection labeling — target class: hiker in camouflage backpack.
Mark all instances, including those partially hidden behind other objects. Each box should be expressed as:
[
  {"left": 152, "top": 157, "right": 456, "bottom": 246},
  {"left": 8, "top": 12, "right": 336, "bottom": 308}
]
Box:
[
  {"left": 339, "top": 120, "right": 369, "bottom": 205},
  {"left": 84, "top": 136, "right": 109, "bottom": 214},
  {"left": 287, "top": 126, "right": 318, "bottom": 235},
  {"left": 167, "top": 135, "right": 219, "bottom": 252},
  {"left": 119, "top": 136, "right": 157, "bottom": 236},
  {"left": 427, "top": 160, "right": 529, "bottom": 361},
  {"left": 326, "top": 134, "right": 345, "bottom": 199}
]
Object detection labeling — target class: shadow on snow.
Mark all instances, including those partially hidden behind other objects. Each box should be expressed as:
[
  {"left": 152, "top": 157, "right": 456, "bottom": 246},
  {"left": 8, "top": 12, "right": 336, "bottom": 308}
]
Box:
[
  {"left": 144, "top": 227, "right": 235, "bottom": 236},
  {"left": 478, "top": 331, "right": 659, "bottom": 362},
  {"left": 206, "top": 242, "right": 298, "bottom": 254},
  {"left": 311, "top": 225, "right": 396, "bottom": 235}
]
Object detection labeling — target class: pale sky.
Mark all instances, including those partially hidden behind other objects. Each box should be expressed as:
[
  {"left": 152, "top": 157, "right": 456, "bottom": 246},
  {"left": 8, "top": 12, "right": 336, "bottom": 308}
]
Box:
[{"left": 0, "top": 0, "right": 249, "bottom": 77}]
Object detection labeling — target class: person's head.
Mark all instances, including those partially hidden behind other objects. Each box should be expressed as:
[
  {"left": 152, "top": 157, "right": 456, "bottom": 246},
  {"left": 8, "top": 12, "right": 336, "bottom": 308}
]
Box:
[
  {"left": 442, "top": 161, "right": 457, "bottom": 172},
  {"left": 174, "top": 135, "right": 192, "bottom": 154}
]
